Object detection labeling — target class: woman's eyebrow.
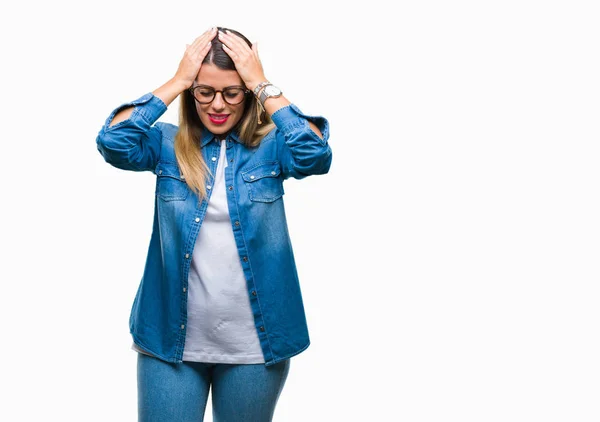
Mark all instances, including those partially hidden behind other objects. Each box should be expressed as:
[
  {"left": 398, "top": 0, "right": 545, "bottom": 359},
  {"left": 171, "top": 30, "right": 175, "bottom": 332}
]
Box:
[{"left": 193, "top": 84, "right": 245, "bottom": 89}]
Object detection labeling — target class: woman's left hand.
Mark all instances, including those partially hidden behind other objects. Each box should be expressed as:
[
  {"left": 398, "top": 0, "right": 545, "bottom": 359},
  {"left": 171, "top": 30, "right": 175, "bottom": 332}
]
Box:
[{"left": 218, "top": 30, "right": 266, "bottom": 92}]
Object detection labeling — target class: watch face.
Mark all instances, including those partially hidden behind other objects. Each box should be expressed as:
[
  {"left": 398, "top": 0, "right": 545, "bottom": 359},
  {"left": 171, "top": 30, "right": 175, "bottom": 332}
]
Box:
[{"left": 264, "top": 85, "right": 281, "bottom": 95}]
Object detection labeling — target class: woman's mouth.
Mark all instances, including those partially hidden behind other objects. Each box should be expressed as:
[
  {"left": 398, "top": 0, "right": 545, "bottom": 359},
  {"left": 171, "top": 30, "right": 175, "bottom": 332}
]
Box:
[{"left": 208, "top": 114, "right": 230, "bottom": 125}]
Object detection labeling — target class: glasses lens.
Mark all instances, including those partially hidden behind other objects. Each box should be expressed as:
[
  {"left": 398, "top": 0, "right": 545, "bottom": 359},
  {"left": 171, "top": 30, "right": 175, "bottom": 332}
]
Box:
[
  {"left": 222, "top": 88, "right": 246, "bottom": 105},
  {"left": 192, "top": 87, "right": 215, "bottom": 104}
]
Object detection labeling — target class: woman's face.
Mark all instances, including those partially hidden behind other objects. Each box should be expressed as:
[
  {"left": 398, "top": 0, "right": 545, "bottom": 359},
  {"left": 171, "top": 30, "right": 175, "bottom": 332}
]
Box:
[{"left": 193, "top": 63, "right": 247, "bottom": 137}]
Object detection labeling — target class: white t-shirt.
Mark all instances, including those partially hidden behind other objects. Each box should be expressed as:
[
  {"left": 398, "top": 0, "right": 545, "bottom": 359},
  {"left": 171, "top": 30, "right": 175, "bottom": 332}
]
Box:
[{"left": 132, "top": 139, "right": 264, "bottom": 363}]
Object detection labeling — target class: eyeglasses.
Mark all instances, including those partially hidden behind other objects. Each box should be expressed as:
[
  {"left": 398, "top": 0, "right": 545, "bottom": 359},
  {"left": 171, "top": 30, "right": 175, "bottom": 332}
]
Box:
[{"left": 188, "top": 85, "right": 251, "bottom": 105}]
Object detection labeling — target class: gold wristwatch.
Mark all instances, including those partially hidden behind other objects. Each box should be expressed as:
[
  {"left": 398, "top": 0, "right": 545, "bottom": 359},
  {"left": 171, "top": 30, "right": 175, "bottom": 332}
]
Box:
[{"left": 257, "top": 83, "right": 282, "bottom": 106}]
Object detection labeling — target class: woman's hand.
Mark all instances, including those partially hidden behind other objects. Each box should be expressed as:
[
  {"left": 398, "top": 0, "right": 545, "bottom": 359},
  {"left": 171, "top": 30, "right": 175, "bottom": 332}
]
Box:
[
  {"left": 173, "top": 27, "right": 218, "bottom": 89},
  {"left": 218, "top": 30, "right": 266, "bottom": 92}
]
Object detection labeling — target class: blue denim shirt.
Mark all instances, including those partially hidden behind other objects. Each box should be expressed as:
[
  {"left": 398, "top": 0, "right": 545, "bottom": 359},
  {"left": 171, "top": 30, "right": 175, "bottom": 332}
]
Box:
[{"left": 96, "top": 93, "right": 332, "bottom": 366}]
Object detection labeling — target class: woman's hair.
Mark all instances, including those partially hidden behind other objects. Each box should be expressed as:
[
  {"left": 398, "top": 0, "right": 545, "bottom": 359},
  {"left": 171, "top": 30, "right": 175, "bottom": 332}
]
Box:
[{"left": 174, "top": 27, "right": 275, "bottom": 199}]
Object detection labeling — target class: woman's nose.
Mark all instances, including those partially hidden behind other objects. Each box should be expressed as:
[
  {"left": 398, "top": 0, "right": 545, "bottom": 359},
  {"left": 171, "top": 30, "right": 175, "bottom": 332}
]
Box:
[{"left": 212, "top": 92, "right": 226, "bottom": 109}]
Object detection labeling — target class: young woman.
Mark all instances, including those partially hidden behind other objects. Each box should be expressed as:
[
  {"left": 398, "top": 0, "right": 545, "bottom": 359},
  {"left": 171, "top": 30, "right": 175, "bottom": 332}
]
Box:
[{"left": 96, "top": 26, "right": 332, "bottom": 421}]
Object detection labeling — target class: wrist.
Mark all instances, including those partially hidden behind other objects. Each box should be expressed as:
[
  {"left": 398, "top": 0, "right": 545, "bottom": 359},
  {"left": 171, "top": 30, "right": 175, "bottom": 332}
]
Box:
[
  {"left": 169, "top": 77, "right": 192, "bottom": 93},
  {"left": 248, "top": 79, "right": 269, "bottom": 94},
  {"left": 257, "top": 83, "right": 283, "bottom": 107}
]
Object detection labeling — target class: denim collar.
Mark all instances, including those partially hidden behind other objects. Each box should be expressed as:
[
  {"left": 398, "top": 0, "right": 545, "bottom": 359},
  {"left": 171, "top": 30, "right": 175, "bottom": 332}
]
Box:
[{"left": 200, "top": 126, "right": 241, "bottom": 147}]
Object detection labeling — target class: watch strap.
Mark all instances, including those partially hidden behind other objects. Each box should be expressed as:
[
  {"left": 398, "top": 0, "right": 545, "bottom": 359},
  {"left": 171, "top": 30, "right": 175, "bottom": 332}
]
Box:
[
  {"left": 258, "top": 85, "right": 282, "bottom": 106},
  {"left": 253, "top": 81, "right": 271, "bottom": 97}
]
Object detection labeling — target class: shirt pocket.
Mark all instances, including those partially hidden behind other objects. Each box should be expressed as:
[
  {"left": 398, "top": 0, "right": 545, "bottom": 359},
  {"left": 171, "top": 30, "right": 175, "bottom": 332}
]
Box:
[
  {"left": 241, "top": 161, "right": 284, "bottom": 203},
  {"left": 155, "top": 162, "right": 189, "bottom": 202}
]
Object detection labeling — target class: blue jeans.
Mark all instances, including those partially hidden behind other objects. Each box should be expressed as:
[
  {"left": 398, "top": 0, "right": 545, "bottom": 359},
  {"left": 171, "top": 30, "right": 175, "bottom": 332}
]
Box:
[{"left": 137, "top": 352, "right": 291, "bottom": 421}]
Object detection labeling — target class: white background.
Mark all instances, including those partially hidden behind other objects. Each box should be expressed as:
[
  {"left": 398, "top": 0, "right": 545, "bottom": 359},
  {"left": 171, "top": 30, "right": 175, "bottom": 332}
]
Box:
[{"left": 1, "top": 0, "right": 599, "bottom": 421}]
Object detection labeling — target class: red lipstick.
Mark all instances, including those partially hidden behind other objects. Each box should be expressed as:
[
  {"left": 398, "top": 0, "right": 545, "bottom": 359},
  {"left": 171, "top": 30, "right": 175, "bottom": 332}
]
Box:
[{"left": 208, "top": 114, "right": 229, "bottom": 125}]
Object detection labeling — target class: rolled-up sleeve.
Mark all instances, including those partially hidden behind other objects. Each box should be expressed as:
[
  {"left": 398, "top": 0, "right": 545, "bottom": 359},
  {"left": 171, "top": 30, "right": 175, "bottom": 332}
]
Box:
[
  {"left": 272, "top": 104, "right": 332, "bottom": 180},
  {"left": 96, "top": 93, "right": 167, "bottom": 172}
]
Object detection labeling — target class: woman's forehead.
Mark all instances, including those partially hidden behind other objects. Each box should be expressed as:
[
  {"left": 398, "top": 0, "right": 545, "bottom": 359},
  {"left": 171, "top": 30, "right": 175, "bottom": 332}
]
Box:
[{"left": 195, "top": 64, "right": 243, "bottom": 87}]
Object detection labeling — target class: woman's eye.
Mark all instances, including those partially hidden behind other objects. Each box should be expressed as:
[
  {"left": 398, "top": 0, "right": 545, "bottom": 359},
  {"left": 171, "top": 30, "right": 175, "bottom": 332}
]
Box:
[{"left": 225, "top": 90, "right": 243, "bottom": 98}]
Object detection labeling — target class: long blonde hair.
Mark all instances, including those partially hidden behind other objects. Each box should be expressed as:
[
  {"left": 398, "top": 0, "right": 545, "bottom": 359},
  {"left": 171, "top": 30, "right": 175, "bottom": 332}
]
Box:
[{"left": 174, "top": 27, "right": 275, "bottom": 200}]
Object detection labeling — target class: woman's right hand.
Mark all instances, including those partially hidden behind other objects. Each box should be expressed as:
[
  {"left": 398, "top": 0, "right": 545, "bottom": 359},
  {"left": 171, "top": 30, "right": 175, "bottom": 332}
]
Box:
[{"left": 173, "top": 27, "right": 218, "bottom": 89}]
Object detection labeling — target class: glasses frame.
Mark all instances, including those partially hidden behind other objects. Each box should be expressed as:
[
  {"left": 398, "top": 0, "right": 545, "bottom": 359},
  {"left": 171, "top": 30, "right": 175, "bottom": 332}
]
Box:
[{"left": 188, "top": 84, "right": 252, "bottom": 105}]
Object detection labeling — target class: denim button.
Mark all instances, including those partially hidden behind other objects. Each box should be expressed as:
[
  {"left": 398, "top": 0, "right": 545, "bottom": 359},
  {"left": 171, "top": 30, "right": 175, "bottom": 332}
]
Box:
[
  {"left": 228, "top": 186, "right": 233, "bottom": 190},
  {"left": 250, "top": 175, "right": 255, "bottom": 180},
  {"left": 259, "top": 326, "right": 265, "bottom": 332},
  {"left": 185, "top": 253, "right": 190, "bottom": 259},
  {"left": 181, "top": 324, "right": 185, "bottom": 329},
  {"left": 243, "top": 256, "right": 248, "bottom": 262},
  {"left": 207, "top": 185, "right": 212, "bottom": 190},
  {"left": 251, "top": 290, "right": 257, "bottom": 296},
  {"left": 235, "top": 221, "right": 240, "bottom": 226},
  {"left": 183, "top": 287, "right": 186, "bottom": 292},
  {"left": 195, "top": 217, "right": 200, "bottom": 222},
  {"left": 212, "top": 157, "right": 217, "bottom": 161}
]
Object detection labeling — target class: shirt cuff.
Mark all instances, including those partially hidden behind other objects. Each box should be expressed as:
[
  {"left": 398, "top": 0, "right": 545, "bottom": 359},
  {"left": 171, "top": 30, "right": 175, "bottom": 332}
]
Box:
[
  {"left": 271, "top": 104, "right": 330, "bottom": 143},
  {"left": 103, "top": 92, "right": 168, "bottom": 130}
]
